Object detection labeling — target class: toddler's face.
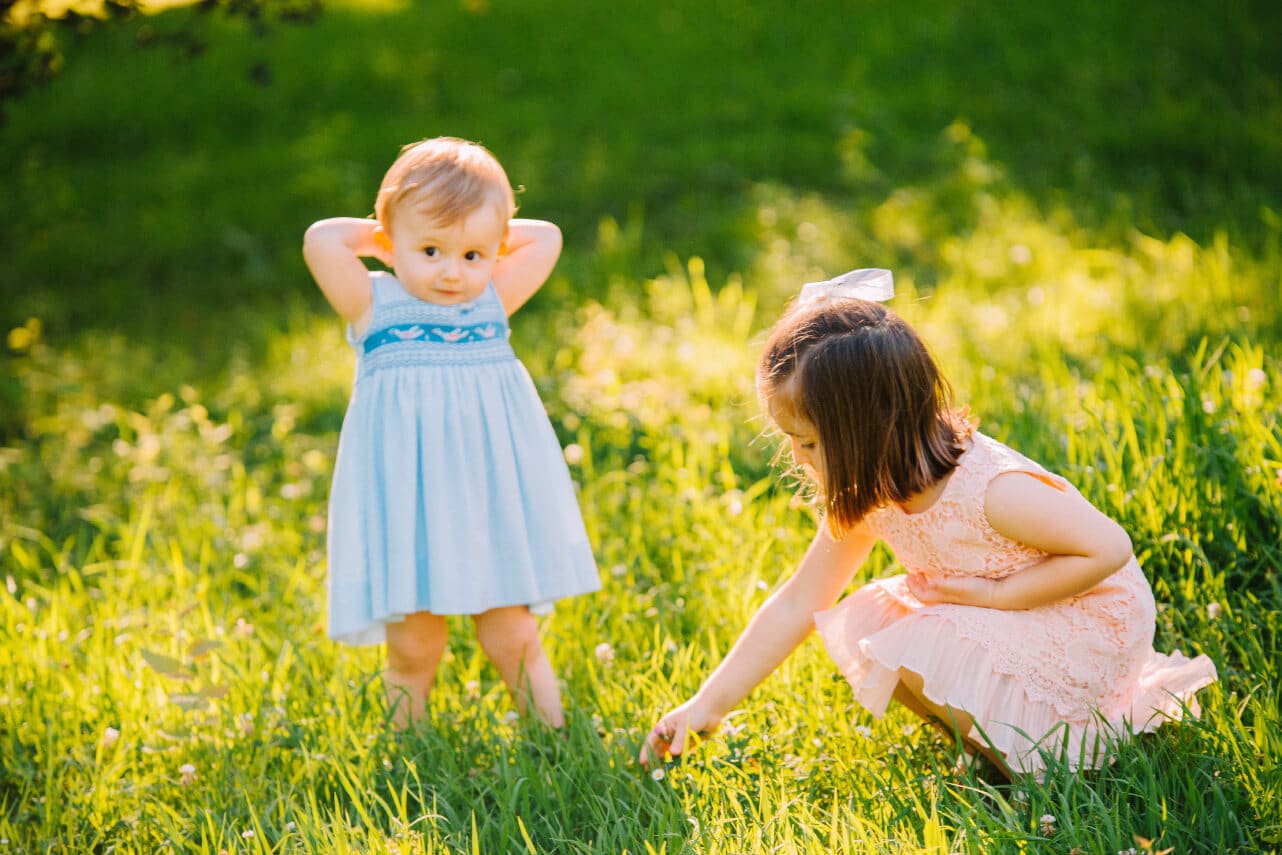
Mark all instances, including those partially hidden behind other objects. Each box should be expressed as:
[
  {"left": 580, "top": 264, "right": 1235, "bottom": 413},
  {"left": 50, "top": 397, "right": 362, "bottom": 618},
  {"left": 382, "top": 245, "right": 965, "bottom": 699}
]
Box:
[
  {"left": 385, "top": 204, "right": 506, "bottom": 305},
  {"left": 769, "top": 382, "right": 826, "bottom": 484}
]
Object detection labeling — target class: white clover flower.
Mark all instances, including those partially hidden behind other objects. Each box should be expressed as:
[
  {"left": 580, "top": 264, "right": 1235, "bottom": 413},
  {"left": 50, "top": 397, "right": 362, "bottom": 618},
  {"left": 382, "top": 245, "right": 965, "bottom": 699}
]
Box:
[
  {"left": 594, "top": 642, "right": 615, "bottom": 665},
  {"left": 1039, "top": 814, "right": 1056, "bottom": 836},
  {"left": 178, "top": 763, "right": 197, "bottom": 786},
  {"left": 1206, "top": 602, "right": 1222, "bottom": 620}
]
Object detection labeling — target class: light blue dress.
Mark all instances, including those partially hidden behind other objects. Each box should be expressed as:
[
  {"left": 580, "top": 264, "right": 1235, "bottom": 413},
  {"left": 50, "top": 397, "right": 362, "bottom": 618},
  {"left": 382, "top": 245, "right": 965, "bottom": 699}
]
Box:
[{"left": 326, "top": 271, "right": 600, "bottom": 646}]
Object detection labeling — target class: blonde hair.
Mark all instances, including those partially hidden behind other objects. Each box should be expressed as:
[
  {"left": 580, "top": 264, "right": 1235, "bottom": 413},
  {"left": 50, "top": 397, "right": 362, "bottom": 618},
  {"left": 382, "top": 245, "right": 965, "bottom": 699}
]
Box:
[
  {"left": 758, "top": 298, "right": 971, "bottom": 535},
  {"left": 374, "top": 137, "right": 516, "bottom": 229}
]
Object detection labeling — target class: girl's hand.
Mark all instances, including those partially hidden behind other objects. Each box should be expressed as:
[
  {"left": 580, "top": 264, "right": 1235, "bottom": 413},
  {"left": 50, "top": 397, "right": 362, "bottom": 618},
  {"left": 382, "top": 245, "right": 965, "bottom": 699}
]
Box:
[
  {"left": 905, "top": 572, "right": 996, "bottom": 608},
  {"left": 640, "top": 699, "right": 724, "bottom": 768}
]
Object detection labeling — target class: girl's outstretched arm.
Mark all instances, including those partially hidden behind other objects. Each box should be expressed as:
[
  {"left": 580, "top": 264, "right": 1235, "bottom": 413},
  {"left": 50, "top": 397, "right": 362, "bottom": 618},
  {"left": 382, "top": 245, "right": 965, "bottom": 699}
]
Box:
[
  {"left": 908, "top": 471, "right": 1133, "bottom": 610},
  {"left": 302, "top": 217, "right": 391, "bottom": 324},
  {"left": 492, "top": 219, "right": 563, "bottom": 316},
  {"left": 640, "top": 522, "right": 876, "bottom": 767}
]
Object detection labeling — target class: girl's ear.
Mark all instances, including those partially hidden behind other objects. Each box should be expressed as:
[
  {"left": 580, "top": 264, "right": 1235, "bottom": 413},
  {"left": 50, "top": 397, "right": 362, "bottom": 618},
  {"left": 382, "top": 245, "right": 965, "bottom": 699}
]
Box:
[{"left": 373, "top": 226, "right": 393, "bottom": 253}]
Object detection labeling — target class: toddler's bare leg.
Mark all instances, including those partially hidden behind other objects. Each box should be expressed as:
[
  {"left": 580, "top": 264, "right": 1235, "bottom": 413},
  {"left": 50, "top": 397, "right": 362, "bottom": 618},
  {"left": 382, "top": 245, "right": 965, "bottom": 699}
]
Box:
[
  {"left": 384, "top": 611, "right": 449, "bottom": 729},
  {"left": 895, "top": 668, "right": 1013, "bottom": 778},
  {"left": 472, "top": 606, "right": 564, "bottom": 727}
]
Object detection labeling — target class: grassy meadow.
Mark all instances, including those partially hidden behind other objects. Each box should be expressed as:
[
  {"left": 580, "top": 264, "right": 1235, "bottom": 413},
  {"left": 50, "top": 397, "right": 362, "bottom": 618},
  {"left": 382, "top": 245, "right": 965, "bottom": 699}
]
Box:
[{"left": 1, "top": 0, "right": 1281, "bottom": 851}]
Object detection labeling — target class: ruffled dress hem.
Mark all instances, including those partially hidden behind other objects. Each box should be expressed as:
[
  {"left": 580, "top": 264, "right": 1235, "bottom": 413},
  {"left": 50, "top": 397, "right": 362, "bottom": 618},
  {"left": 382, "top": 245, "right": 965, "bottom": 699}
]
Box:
[{"left": 814, "top": 580, "right": 1217, "bottom": 775}]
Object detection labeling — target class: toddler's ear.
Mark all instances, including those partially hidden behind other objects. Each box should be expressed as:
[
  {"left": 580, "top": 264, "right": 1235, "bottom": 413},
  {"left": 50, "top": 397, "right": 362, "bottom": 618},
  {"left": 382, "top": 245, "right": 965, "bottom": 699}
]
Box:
[{"left": 372, "top": 226, "right": 393, "bottom": 253}]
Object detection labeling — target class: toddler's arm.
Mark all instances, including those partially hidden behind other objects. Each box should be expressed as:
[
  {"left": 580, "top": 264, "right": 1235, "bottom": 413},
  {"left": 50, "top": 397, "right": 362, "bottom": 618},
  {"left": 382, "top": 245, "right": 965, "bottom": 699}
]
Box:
[
  {"left": 640, "top": 521, "right": 875, "bottom": 767},
  {"left": 493, "top": 219, "right": 563, "bottom": 316},
  {"left": 302, "top": 217, "right": 392, "bottom": 324},
  {"left": 908, "top": 471, "right": 1133, "bottom": 610}
]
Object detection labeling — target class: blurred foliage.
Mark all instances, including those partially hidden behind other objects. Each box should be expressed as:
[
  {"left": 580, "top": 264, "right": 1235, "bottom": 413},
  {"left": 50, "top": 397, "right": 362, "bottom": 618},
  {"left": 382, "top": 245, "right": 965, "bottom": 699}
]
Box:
[{"left": 0, "top": 0, "right": 319, "bottom": 121}]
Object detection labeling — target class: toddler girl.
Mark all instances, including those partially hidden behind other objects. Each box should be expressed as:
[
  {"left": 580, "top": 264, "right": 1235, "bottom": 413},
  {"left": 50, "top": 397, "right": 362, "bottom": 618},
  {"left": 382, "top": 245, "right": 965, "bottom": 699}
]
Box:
[
  {"left": 643, "top": 276, "right": 1215, "bottom": 776},
  {"left": 304, "top": 137, "right": 599, "bottom": 728}
]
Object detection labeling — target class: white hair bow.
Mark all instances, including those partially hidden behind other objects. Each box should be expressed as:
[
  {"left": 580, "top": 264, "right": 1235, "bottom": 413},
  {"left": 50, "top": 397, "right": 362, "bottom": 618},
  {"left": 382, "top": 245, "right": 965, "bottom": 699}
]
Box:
[{"left": 798, "top": 268, "right": 894, "bottom": 303}]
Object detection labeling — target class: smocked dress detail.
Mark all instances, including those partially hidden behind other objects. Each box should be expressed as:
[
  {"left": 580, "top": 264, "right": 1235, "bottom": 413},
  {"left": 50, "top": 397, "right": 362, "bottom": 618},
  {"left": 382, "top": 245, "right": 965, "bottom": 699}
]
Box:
[
  {"left": 326, "top": 272, "right": 600, "bottom": 645},
  {"left": 814, "top": 432, "right": 1216, "bottom": 774}
]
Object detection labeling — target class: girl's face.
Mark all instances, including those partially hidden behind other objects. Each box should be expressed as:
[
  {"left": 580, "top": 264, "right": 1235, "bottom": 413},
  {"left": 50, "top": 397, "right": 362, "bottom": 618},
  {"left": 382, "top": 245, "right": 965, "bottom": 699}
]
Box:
[
  {"left": 384, "top": 203, "right": 506, "bottom": 305},
  {"left": 769, "top": 380, "right": 826, "bottom": 484}
]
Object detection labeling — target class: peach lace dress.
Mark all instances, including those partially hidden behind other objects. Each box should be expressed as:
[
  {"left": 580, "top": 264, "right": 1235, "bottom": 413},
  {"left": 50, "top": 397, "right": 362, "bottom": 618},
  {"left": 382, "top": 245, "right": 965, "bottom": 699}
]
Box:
[{"left": 814, "top": 431, "right": 1217, "bottom": 775}]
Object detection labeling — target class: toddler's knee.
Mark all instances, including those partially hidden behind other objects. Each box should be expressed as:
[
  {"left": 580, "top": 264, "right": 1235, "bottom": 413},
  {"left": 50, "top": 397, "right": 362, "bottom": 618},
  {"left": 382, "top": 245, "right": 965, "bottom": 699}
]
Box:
[
  {"left": 387, "top": 625, "right": 448, "bottom": 674},
  {"left": 475, "top": 608, "right": 540, "bottom": 664}
]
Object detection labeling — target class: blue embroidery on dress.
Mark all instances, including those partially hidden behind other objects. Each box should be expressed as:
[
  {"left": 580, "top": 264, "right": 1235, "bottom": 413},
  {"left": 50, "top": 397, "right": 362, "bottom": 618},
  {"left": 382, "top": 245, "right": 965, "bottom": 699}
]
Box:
[{"left": 364, "top": 322, "right": 504, "bottom": 353}]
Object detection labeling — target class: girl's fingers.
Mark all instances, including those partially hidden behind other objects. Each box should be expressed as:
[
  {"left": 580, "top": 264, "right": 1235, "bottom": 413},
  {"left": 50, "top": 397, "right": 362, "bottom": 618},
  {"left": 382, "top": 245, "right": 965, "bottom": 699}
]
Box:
[
  {"left": 639, "top": 718, "right": 675, "bottom": 767},
  {"left": 669, "top": 718, "right": 689, "bottom": 757}
]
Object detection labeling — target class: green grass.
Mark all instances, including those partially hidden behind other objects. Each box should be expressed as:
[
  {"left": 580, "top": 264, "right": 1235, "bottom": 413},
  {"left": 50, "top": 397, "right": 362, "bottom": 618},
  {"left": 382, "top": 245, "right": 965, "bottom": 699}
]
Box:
[{"left": 1, "top": 0, "right": 1281, "bottom": 852}]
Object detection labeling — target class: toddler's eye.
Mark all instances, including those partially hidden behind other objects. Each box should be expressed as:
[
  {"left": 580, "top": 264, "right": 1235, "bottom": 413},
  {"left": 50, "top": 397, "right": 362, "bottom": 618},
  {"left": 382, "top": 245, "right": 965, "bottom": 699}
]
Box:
[
  {"left": 465, "top": 250, "right": 481, "bottom": 261},
  {"left": 423, "top": 247, "right": 439, "bottom": 257}
]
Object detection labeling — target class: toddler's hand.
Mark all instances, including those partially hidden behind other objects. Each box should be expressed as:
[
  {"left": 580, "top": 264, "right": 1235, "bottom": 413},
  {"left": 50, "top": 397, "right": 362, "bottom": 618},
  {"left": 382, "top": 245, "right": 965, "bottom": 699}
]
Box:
[{"left": 906, "top": 573, "right": 996, "bottom": 608}]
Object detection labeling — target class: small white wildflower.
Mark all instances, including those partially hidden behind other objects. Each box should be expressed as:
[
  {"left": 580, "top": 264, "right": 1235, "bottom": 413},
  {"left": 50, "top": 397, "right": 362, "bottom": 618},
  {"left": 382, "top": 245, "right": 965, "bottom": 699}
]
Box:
[
  {"left": 901, "top": 724, "right": 915, "bottom": 736},
  {"left": 1039, "top": 814, "right": 1056, "bottom": 836},
  {"left": 1245, "top": 368, "right": 1268, "bottom": 391},
  {"left": 241, "top": 829, "right": 255, "bottom": 839},
  {"left": 234, "top": 618, "right": 254, "bottom": 637},
  {"left": 1201, "top": 397, "right": 1216, "bottom": 414},
  {"left": 855, "top": 725, "right": 872, "bottom": 738},
  {"left": 464, "top": 680, "right": 481, "bottom": 699},
  {"left": 1206, "top": 601, "right": 1222, "bottom": 620},
  {"left": 284, "top": 821, "right": 296, "bottom": 832},
  {"left": 594, "top": 642, "right": 615, "bottom": 664},
  {"left": 102, "top": 726, "right": 120, "bottom": 748},
  {"left": 237, "top": 713, "right": 254, "bottom": 737},
  {"left": 650, "top": 767, "right": 665, "bottom": 781},
  {"left": 504, "top": 711, "right": 520, "bottom": 726},
  {"left": 563, "top": 443, "right": 584, "bottom": 465},
  {"left": 178, "top": 763, "right": 197, "bottom": 786},
  {"left": 233, "top": 552, "right": 249, "bottom": 569}
]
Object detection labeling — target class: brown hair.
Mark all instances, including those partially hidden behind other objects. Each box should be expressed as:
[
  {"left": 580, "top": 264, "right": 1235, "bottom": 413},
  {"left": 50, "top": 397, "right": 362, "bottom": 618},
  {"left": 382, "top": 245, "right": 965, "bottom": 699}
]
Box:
[
  {"left": 757, "top": 298, "right": 970, "bottom": 535},
  {"left": 374, "top": 137, "right": 516, "bottom": 229}
]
